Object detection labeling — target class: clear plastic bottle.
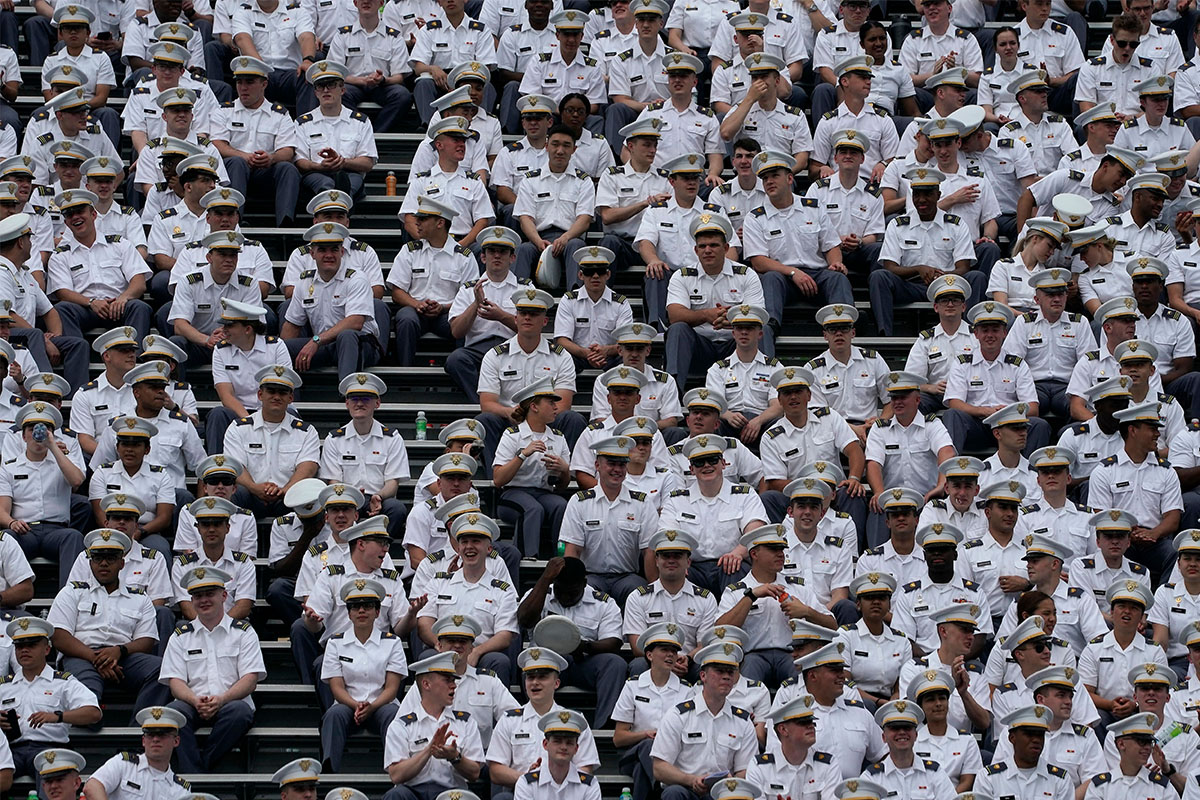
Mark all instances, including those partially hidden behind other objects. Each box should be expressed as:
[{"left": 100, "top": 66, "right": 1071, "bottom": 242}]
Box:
[
  {"left": 415, "top": 411, "right": 427, "bottom": 441},
  {"left": 620, "top": 787, "right": 633, "bottom": 800}
]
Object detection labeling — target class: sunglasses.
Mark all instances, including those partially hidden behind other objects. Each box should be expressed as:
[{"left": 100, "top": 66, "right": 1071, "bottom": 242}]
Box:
[
  {"left": 1098, "top": 531, "right": 1130, "bottom": 539},
  {"left": 580, "top": 267, "right": 609, "bottom": 276},
  {"left": 346, "top": 600, "right": 380, "bottom": 610},
  {"left": 89, "top": 552, "right": 121, "bottom": 562},
  {"left": 690, "top": 455, "right": 723, "bottom": 467},
  {"left": 824, "top": 323, "right": 854, "bottom": 332},
  {"left": 1115, "top": 38, "right": 1141, "bottom": 47},
  {"left": 204, "top": 474, "right": 237, "bottom": 486},
  {"left": 1023, "top": 641, "right": 1049, "bottom": 653}
]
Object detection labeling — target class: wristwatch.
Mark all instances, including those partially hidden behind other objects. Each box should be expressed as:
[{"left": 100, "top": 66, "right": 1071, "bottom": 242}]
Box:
[
  {"left": 743, "top": 587, "right": 756, "bottom": 600},
  {"left": 55, "top": 710, "right": 63, "bottom": 723},
  {"left": 311, "top": 334, "right": 321, "bottom": 344},
  {"left": 518, "top": 451, "right": 528, "bottom": 461}
]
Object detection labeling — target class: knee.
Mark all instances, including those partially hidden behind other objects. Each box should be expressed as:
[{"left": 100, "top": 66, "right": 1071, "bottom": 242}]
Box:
[{"left": 324, "top": 703, "right": 354, "bottom": 726}]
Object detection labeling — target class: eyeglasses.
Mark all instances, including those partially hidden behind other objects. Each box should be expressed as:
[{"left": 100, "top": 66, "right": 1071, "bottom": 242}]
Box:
[
  {"left": 1115, "top": 38, "right": 1141, "bottom": 48},
  {"left": 824, "top": 323, "right": 854, "bottom": 332},
  {"left": 89, "top": 552, "right": 121, "bottom": 562},
  {"left": 690, "top": 455, "right": 723, "bottom": 467},
  {"left": 204, "top": 474, "right": 237, "bottom": 486},
  {"left": 346, "top": 395, "right": 375, "bottom": 404}
]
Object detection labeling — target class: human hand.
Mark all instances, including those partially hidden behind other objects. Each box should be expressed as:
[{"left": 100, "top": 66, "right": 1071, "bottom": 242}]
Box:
[{"left": 295, "top": 339, "right": 319, "bottom": 370}]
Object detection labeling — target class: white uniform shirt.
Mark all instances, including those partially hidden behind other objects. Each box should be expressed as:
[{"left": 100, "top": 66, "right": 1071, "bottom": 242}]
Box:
[
  {"left": 0, "top": 664, "right": 98, "bottom": 743},
  {"left": 416, "top": 569, "right": 518, "bottom": 642},
  {"left": 1088, "top": 448, "right": 1184, "bottom": 532},
  {"left": 397, "top": 667, "right": 518, "bottom": 748},
  {"left": 478, "top": 335, "right": 576, "bottom": 407},
  {"left": 294, "top": 105, "right": 378, "bottom": 165},
  {"left": 812, "top": 103, "right": 900, "bottom": 179},
  {"left": 487, "top": 700, "right": 601, "bottom": 770},
  {"left": 808, "top": 347, "right": 891, "bottom": 423},
  {"left": 1077, "top": 629, "right": 1169, "bottom": 699},
  {"left": 648, "top": 695, "right": 759, "bottom": 775},
  {"left": 760, "top": 408, "right": 857, "bottom": 483},
  {"left": 221, "top": 410, "right": 322, "bottom": 486},
  {"left": 319, "top": 419, "right": 410, "bottom": 496},
  {"left": 159, "top": 614, "right": 266, "bottom": 708},
  {"left": 408, "top": 16, "right": 497, "bottom": 70},
  {"left": 209, "top": 98, "right": 301, "bottom": 154},
  {"left": 447, "top": 272, "right": 524, "bottom": 346},
  {"left": 384, "top": 703, "right": 485, "bottom": 787},
  {"left": 906, "top": 322, "right": 977, "bottom": 385},
  {"left": 659, "top": 481, "right": 768, "bottom": 560},
  {"left": 512, "top": 167, "right": 595, "bottom": 232},
  {"left": 704, "top": 351, "right": 780, "bottom": 416},
  {"left": 87, "top": 751, "right": 191, "bottom": 800},
  {"left": 88, "top": 461, "right": 174, "bottom": 524},
  {"left": 622, "top": 578, "right": 717, "bottom": 650},
  {"left": 387, "top": 238, "right": 480, "bottom": 305},
  {"left": 232, "top": 0, "right": 315, "bottom": 70},
  {"left": 594, "top": 163, "right": 670, "bottom": 239},
  {"left": 559, "top": 485, "right": 658, "bottom": 574},
  {"left": 46, "top": 580, "right": 157, "bottom": 648},
  {"left": 401, "top": 165, "right": 494, "bottom": 237},
  {"left": 864, "top": 413, "right": 954, "bottom": 496},
  {"left": 211, "top": 335, "right": 293, "bottom": 412},
  {"left": 67, "top": 546, "right": 172, "bottom": 603},
  {"left": 837, "top": 619, "right": 913, "bottom": 695},
  {"left": 612, "top": 670, "right": 691, "bottom": 732},
  {"left": 664, "top": 260, "right": 766, "bottom": 341},
  {"left": 960, "top": 532, "right": 1033, "bottom": 612},
  {"left": 283, "top": 263, "right": 380, "bottom": 339},
  {"left": 46, "top": 231, "right": 151, "bottom": 300},
  {"left": 319, "top": 627, "right": 408, "bottom": 703}
]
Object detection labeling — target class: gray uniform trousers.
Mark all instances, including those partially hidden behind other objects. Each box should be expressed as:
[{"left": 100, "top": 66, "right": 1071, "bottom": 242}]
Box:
[
  {"left": 62, "top": 652, "right": 170, "bottom": 723},
  {"left": 168, "top": 697, "right": 255, "bottom": 772},
  {"left": 320, "top": 701, "right": 399, "bottom": 772}
]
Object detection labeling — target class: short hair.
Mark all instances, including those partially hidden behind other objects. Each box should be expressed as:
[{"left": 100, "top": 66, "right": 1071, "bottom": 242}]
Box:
[
  {"left": 1113, "top": 11, "right": 1141, "bottom": 34},
  {"left": 546, "top": 123, "right": 578, "bottom": 142},
  {"left": 732, "top": 137, "right": 761, "bottom": 154}
]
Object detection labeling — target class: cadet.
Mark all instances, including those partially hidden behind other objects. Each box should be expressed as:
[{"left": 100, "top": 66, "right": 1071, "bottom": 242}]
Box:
[
  {"left": 635, "top": 154, "right": 736, "bottom": 327},
  {"left": 168, "top": 231, "right": 262, "bottom": 364},
  {"left": 415, "top": 513, "right": 519, "bottom": 684},
  {"left": 388, "top": 195, "right": 480, "bottom": 367},
  {"left": 319, "top": 577, "right": 407, "bottom": 771},
  {"left": 1016, "top": 446, "right": 1093, "bottom": 556},
  {"left": 649, "top": 640, "right": 759, "bottom": 800},
  {"left": 1079, "top": 578, "right": 1163, "bottom": 714},
  {"left": 603, "top": 0, "right": 671, "bottom": 142},
  {"left": 746, "top": 696, "right": 839, "bottom": 800},
  {"left": 806, "top": 304, "right": 892, "bottom": 436},
  {"left": 1001, "top": 268, "right": 1096, "bottom": 418},
  {"left": 794, "top": 641, "right": 888, "bottom": 778},
  {"left": 961, "top": 480, "right": 1034, "bottom": 614},
  {"left": 0, "top": 401, "right": 85, "bottom": 588},
  {"left": 890, "top": 523, "right": 994, "bottom": 654},
  {"left": 560, "top": 435, "right": 656, "bottom": 603},
  {"left": 171, "top": 497, "right": 257, "bottom": 620},
  {"left": 942, "top": 301, "right": 1048, "bottom": 455},
  {"left": 269, "top": 757, "right": 322, "bottom": 800},
  {"left": 977, "top": 705, "right": 1075, "bottom": 799},
  {"left": 759, "top": 366, "right": 864, "bottom": 523},
  {"left": 1003, "top": 70, "right": 1079, "bottom": 175},
  {"left": 897, "top": 604, "right": 992, "bottom": 734},
  {"left": 595, "top": 117, "right": 671, "bottom": 272},
  {"left": 864, "top": 371, "right": 957, "bottom": 506},
  {"left": 512, "top": 125, "right": 595, "bottom": 284},
  {"left": 475, "top": 287, "right": 585, "bottom": 455},
  {"left": 1125, "top": 256, "right": 1200, "bottom": 420},
  {"left": 320, "top": 372, "right": 410, "bottom": 540},
  {"left": 840, "top": 573, "right": 912, "bottom": 705},
  {"left": 743, "top": 149, "right": 852, "bottom": 327},
  {"left": 862, "top": 699, "right": 956, "bottom": 800},
  {"left": 1064, "top": 301, "right": 1140, "bottom": 422},
  {"left": 0, "top": 617, "right": 100, "bottom": 781},
  {"left": 210, "top": 56, "right": 301, "bottom": 228},
  {"left": 87, "top": 416, "right": 173, "bottom": 539},
  {"left": 32, "top": 747, "right": 85, "bottom": 800},
  {"left": 46, "top": 189, "right": 153, "bottom": 341},
  {"left": 857, "top": 486, "right": 928, "bottom": 584},
  {"left": 46, "top": 529, "right": 168, "bottom": 716},
  {"left": 663, "top": 211, "right": 766, "bottom": 392},
  {"left": 613, "top": 622, "right": 692, "bottom": 800},
  {"left": 83, "top": 706, "right": 192, "bottom": 800},
  {"left": 403, "top": 612, "right": 519, "bottom": 751},
  {"left": 408, "top": 0, "right": 497, "bottom": 126},
  {"left": 88, "top": 361, "right": 206, "bottom": 498},
  {"left": 294, "top": 61, "right": 378, "bottom": 200},
  {"left": 516, "top": 10, "right": 605, "bottom": 111},
  {"left": 1089, "top": 402, "right": 1182, "bottom": 579},
  {"left": 514, "top": 709, "right": 602, "bottom": 800},
  {"left": 160, "top": 566, "right": 265, "bottom": 771},
  {"left": 668, "top": 388, "right": 766, "bottom": 489},
  {"left": 382, "top": 651, "right": 486, "bottom": 800},
  {"left": 699, "top": 304, "right": 778, "bottom": 443},
  {"left": 24, "top": 90, "right": 120, "bottom": 187},
  {"left": 978, "top": 402, "right": 1043, "bottom": 504},
  {"left": 1066, "top": 510, "right": 1147, "bottom": 615},
  {"left": 623, "top": 530, "right": 717, "bottom": 671},
  {"left": 486, "top": 645, "right": 601, "bottom": 798},
  {"left": 1085, "top": 714, "right": 1175, "bottom": 800},
  {"left": 400, "top": 118, "right": 494, "bottom": 246},
  {"left": 643, "top": 52, "right": 723, "bottom": 175},
  {"left": 780, "top": 475, "right": 857, "bottom": 621},
  {"left": 325, "top": 0, "right": 412, "bottom": 131},
  {"left": 920, "top": 457, "right": 987, "bottom": 539},
  {"left": 717, "top": 524, "right": 834, "bottom": 686},
  {"left": 659, "top": 435, "right": 769, "bottom": 594},
  {"left": 872, "top": 169, "right": 981, "bottom": 337},
  {"left": 1002, "top": 535, "right": 1108, "bottom": 654},
  {"left": 553, "top": 247, "right": 633, "bottom": 367},
  {"left": 282, "top": 222, "right": 382, "bottom": 379},
  {"left": 1115, "top": 77, "right": 1195, "bottom": 155}
]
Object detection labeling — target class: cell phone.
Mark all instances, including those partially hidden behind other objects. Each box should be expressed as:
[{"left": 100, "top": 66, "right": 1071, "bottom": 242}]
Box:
[
  {"left": 96, "top": 31, "right": 112, "bottom": 39},
  {"left": 2, "top": 709, "right": 18, "bottom": 742}
]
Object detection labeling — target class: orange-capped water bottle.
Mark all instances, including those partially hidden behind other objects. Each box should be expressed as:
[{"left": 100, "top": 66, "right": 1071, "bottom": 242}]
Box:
[{"left": 385, "top": 171, "right": 397, "bottom": 196}]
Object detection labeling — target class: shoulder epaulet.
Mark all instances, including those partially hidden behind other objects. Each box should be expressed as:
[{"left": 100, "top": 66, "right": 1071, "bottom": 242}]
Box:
[
  {"left": 233, "top": 550, "right": 252, "bottom": 563},
  {"left": 757, "top": 752, "right": 775, "bottom": 764},
  {"left": 491, "top": 578, "right": 511, "bottom": 590},
  {"left": 270, "top": 103, "right": 288, "bottom": 114},
  {"left": 730, "top": 705, "right": 750, "bottom": 718},
  {"left": 575, "top": 487, "right": 597, "bottom": 501},
  {"left": 963, "top": 538, "right": 983, "bottom": 549},
  {"left": 1092, "top": 772, "right": 1111, "bottom": 785},
  {"left": 730, "top": 484, "right": 751, "bottom": 494},
  {"left": 1069, "top": 170, "right": 1085, "bottom": 181},
  {"left": 1100, "top": 454, "right": 1118, "bottom": 466},
  {"left": 943, "top": 214, "right": 961, "bottom": 224},
  {"left": 291, "top": 418, "right": 312, "bottom": 431},
  {"left": 326, "top": 564, "right": 346, "bottom": 576},
  {"left": 750, "top": 205, "right": 766, "bottom": 217},
  {"left": 174, "top": 621, "right": 194, "bottom": 636},
  {"left": 231, "top": 619, "right": 252, "bottom": 631},
  {"left": 1131, "top": 562, "right": 1148, "bottom": 574},
  {"left": 176, "top": 552, "right": 199, "bottom": 566},
  {"left": 1138, "top": 56, "right": 1154, "bottom": 67},
  {"left": 400, "top": 711, "right": 419, "bottom": 724},
  {"left": 923, "top": 759, "right": 940, "bottom": 771},
  {"left": 903, "top": 580, "right": 922, "bottom": 593},
  {"left": 121, "top": 751, "right": 139, "bottom": 763},
  {"left": 1003, "top": 354, "right": 1023, "bottom": 365},
  {"left": 668, "top": 488, "right": 690, "bottom": 497},
  {"left": 800, "top": 197, "right": 818, "bottom": 208},
  {"left": 986, "top": 762, "right": 1007, "bottom": 775},
  {"left": 297, "top": 112, "right": 314, "bottom": 124},
  {"left": 866, "top": 761, "right": 886, "bottom": 775},
  {"left": 308, "top": 541, "right": 329, "bottom": 556},
  {"left": 1166, "top": 307, "right": 1183, "bottom": 320},
  {"left": 675, "top": 699, "right": 696, "bottom": 712}
]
